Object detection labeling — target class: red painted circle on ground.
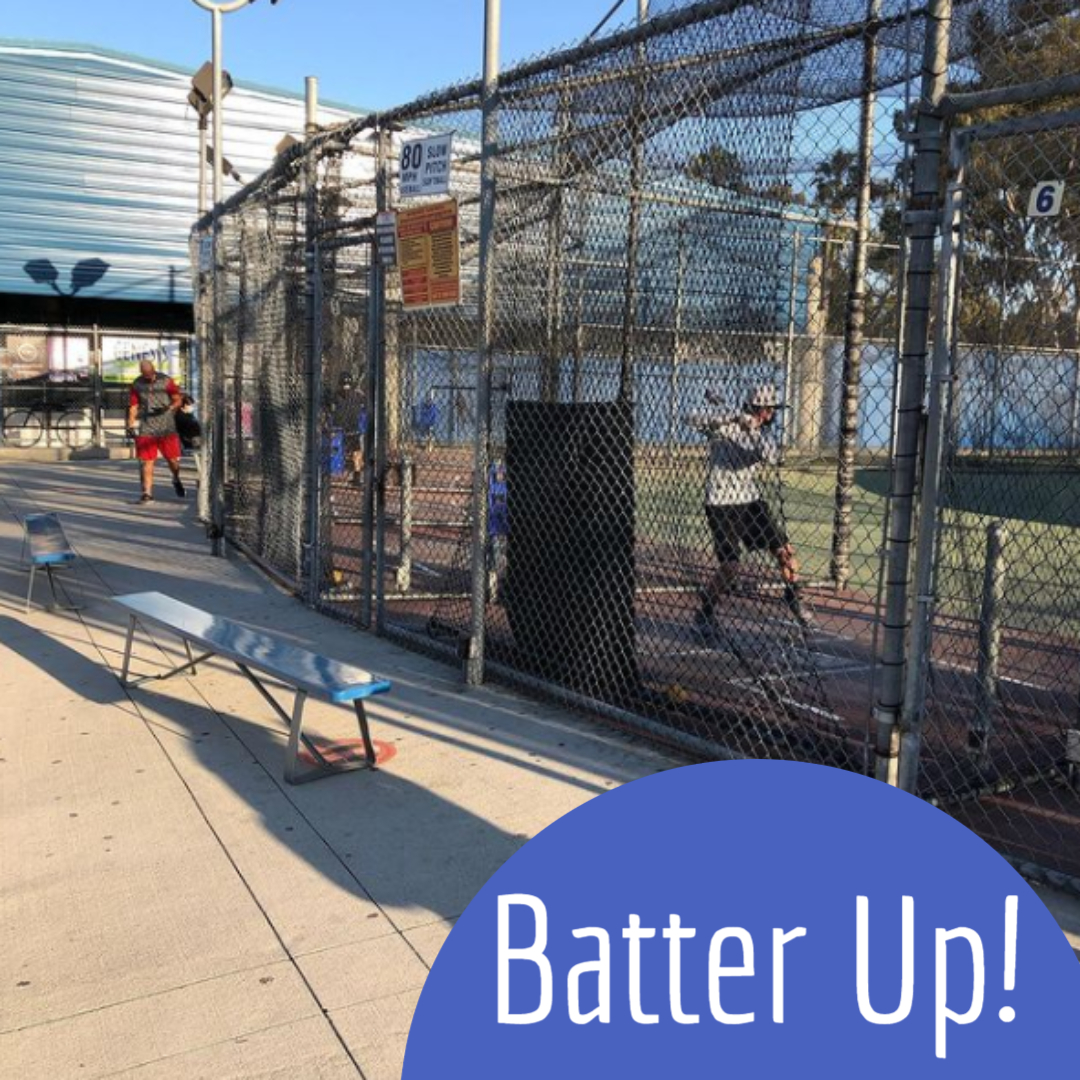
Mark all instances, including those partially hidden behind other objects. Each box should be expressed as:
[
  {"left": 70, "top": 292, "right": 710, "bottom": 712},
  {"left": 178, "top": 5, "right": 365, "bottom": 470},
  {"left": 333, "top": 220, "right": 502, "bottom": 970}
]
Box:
[{"left": 298, "top": 738, "right": 397, "bottom": 769}]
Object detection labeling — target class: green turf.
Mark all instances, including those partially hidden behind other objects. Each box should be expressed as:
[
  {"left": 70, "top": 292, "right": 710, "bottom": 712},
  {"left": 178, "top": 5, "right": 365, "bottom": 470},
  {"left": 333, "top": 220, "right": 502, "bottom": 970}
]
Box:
[{"left": 635, "top": 458, "right": 1080, "bottom": 636}]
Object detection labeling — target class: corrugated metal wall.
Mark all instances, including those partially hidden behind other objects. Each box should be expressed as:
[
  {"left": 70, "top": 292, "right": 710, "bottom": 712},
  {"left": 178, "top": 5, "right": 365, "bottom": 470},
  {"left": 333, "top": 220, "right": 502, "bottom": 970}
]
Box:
[{"left": 0, "top": 41, "right": 363, "bottom": 307}]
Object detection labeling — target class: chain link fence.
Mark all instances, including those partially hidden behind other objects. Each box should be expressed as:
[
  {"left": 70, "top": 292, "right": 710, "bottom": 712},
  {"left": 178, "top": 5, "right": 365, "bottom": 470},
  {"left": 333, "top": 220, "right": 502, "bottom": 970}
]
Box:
[
  {"left": 193, "top": 0, "right": 1080, "bottom": 889},
  {"left": 0, "top": 325, "right": 192, "bottom": 451}
]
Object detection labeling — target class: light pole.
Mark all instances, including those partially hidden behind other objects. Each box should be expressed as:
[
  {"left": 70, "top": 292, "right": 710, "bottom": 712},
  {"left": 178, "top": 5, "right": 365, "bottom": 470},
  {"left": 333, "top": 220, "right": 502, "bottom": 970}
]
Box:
[
  {"left": 466, "top": 0, "right": 501, "bottom": 685},
  {"left": 190, "top": 0, "right": 279, "bottom": 555}
]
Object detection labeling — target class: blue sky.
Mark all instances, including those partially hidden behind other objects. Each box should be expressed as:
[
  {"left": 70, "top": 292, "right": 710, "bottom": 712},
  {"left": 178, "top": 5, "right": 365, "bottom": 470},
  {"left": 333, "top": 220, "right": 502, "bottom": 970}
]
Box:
[{"left": 1, "top": 0, "right": 651, "bottom": 110}]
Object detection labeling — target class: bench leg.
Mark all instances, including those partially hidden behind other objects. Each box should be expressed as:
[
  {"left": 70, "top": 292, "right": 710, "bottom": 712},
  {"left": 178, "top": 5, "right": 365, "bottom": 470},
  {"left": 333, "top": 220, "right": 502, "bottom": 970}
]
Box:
[
  {"left": 284, "top": 689, "right": 310, "bottom": 786},
  {"left": 184, "top": 638, "right": 198, "bottom": 676},
  {"left": 45, "top": 566, "right": 58, "bottom": 608},
  {"left": 354, "top": 700, "right": 377, "bottom": 767},
  {"left": 25, "top": 564, "right": 36, "bottom": 613},
  {"left": 45, "top": 566, "right": 69, "bottom": 610},
  {"left": 119, "top": 615, "right": 137, "bottom": 686},
  {"left": 281, "top": 689, "right": 379, "bottom": 785}
]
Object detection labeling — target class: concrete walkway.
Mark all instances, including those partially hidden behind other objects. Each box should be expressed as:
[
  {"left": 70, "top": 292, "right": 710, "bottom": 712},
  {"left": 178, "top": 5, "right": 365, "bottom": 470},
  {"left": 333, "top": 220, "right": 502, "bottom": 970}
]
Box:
[
  {"left": 0, "top": 460, "right": 679, "bottom": 1079},
  {"left": 0, "top": 461, "right": 1076, "bottom": 1080}
]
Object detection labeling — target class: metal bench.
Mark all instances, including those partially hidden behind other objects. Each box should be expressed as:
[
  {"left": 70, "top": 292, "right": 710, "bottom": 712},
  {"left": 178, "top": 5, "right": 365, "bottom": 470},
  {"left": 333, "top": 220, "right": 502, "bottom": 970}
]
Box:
[
  {"left": 114, "top": 591, "right": 392, "bottom": 785},
  {"left": 22, "top": 512, "right": 83, "bottom": 613}
]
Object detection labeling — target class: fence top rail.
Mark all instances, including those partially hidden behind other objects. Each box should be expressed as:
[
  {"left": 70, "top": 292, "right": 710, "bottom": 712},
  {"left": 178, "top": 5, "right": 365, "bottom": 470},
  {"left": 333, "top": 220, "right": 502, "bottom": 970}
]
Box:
[{"left": 943, "top": 72, "right": 1080, "bottom": 117}]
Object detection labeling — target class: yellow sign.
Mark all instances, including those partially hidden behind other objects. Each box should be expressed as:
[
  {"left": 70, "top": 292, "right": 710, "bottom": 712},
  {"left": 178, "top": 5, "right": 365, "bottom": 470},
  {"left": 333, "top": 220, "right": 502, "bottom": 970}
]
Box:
[{"left": 396, "top": 199, "right": 461, "bottom": 310}]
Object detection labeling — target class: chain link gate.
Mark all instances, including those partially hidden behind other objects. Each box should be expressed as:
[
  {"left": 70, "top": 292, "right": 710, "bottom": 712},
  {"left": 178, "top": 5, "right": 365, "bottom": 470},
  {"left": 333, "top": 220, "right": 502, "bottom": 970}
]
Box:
[
  {"left": 907, "top": 110, "right": 1080, "bottom": 886},
  {"left": 311, "top": 234, "right": 376, "bottom": 619}
]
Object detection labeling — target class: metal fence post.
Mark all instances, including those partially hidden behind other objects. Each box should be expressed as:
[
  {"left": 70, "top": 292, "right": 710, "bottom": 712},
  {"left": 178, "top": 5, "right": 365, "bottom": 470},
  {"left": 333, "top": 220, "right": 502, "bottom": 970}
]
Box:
[
  {"left": 302, "top": 78, "right": 323, "bottom": 607},
  {"left": 304, "top": 246, "right": 324, "bottom": 604},
  {"left": 831, "top": 0, "right": 880, "bottom": 589},
  {"left": 874, "top": 0, "right": 952, "bottom": 785},
  {"left": 896, "top": 126, "right": 965, "bottom": 793},
  {"left": 360, "top": 138, "right": 381, "bottom": 631},
  {"left": 466, "top": 0, "right": 501, "bottom": 686},
  {"left": 1069, "top": 351, "right": 1080, "bottom": 455},
  {"left": 971, "top": 521, "right": 1008, "bottom": 770},
  {"left": 795, "top": 249, "right": 828, "bottom": 453},
  {"left": 397, "top": 453, "right": 414, "bottom": 593},
  {"left": 782, "top": 230, "right": 801, "bottom": 449},
  {"left": 91, "top": 325, "right": 104, "bottom": 449},
  {"left": 667, "top": 222, "right": 687, "bottom": 447},
  {"left": 374, "top": 125, "right": 391, "bottom": 633},
  {"left": 542, "top": 76, "right": 570, "bottom": 404},
  {"left": 618, "top": 0, "right": 649, "bottom": 404},
  {"left": 194, "top": 235, "right": 212, "bottom": 524}
]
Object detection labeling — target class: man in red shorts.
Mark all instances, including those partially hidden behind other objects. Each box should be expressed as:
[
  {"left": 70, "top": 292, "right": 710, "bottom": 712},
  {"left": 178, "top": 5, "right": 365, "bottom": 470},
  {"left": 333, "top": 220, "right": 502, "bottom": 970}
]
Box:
[{"left": 127, "top": 359, "right": 185, "bottom": 503}]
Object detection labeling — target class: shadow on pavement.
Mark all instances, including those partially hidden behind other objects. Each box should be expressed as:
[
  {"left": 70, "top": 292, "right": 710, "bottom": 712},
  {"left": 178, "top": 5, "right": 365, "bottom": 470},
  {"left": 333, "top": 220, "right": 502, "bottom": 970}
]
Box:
[{"left": 0, "top": 613, "right": 530, "bottom": 924}]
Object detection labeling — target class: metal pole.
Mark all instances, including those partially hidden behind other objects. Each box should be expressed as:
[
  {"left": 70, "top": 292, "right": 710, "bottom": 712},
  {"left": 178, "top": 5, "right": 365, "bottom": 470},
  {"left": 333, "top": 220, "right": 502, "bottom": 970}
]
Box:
[
  {"left": 465, "top": 0, "right": 500, "bottom": 686},
  {"left": 571, "top": 190, "right": 590, "bottom": 404},
  {"left": 831, "top": 0, "right": 880, "bottom": 589},
  {"left": 196, "top": 114, "right": 210, "bottom": 515},
  {"left": 192, "top": 0, "right": 255, "bottom": 531},
  {"left": 89, "top": 325, "right": 101, "bottom": 449},
  {"left": 195, "top": 253, "right": 211, "bottom": 523},
  {"left": 618, "top": 0, "right": 649, "bottom": 403},
  {"left": 198, "top": 116, "right": 208, "bottom": 217},
  {"left": 782, "top": 230, "right": 801, "bottom": 449},
  {"left": 360, "top": 177, "right": 379, "bottom": 630},
  {"left": 305, "top": 76, "right": 318, "bottom": 134},
  {"left": 971, "top": 521, "right": 1008, "bottom": 770},
  {"left": 874, "top": 0, "right": 952, "bottom": 785},
  {"left": 374, "top": 126, "right": 391, "bottom": 633},
  {"left": 302, "top": 78, "right": 322, "bottom": 607},
  {"left": 233, "top": 226, "right": 246, "bottom": 513},
  {"left": 397, "top": 454, "right": 414, "bottom": 592},
  {"left": 895, "top": 127, "right": 965, "bottom": 793},
  {"left": 987, "top": 254, "right": 1008, "bottom": 455},
  {"left": 541, "top": 75, "right": 571, "bottom": 404},
  {"left": 210, "top": 5, "right": 226, "bottom": 556},
  {"left": 667, "top": 221, "right": 686, "bottom": 447},
  {"left": 1069, "top": 349, "right": 1080, "bottom": 455}
]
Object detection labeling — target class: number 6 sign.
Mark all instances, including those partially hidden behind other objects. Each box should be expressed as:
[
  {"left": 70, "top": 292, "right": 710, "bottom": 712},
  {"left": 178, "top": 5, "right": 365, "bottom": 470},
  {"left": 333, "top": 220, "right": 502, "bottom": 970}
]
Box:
[{"left": 1027, "top": 180, "right": 1065, "bottom": 218}]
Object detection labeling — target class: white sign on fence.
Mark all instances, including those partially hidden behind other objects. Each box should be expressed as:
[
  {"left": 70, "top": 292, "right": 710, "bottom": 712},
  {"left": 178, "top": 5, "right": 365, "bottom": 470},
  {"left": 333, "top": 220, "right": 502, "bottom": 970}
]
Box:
[
  {"left": 399, "top": 133, "right": 453, "bottom": 199},
  {"left": 375, "top": 211, "right": 399, "bottom": 267},
  {"left": 1027, "top": 180, "right": 1065, "bottom": 218}
]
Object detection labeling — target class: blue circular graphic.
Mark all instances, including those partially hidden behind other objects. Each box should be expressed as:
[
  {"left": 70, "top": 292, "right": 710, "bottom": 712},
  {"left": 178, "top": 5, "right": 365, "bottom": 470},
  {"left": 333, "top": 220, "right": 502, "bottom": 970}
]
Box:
[{"left": 403, "top": 761, "right": 1078, "bottom": 1077}]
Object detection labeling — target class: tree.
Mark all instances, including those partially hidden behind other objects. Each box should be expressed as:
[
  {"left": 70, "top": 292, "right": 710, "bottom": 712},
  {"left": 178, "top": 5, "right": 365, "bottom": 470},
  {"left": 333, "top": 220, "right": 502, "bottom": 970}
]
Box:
[
  {"left": 806, "top": 149, "right": 903, "bottom": 339},
  {"left": 952, "top": 5, "right": 1080, "bottom": 348},
  {"left": 685, "top": 144, "right": 745, "bottom": 192}
]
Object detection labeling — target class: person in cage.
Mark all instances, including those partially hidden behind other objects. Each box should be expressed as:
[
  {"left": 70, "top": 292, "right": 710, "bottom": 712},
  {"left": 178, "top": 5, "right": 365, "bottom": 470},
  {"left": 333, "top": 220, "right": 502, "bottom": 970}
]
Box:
[
  {"left": 413, "top": 391, "right": 440, "bottom": 451},
  {"left": 685, "top": 383, "right": 815, "bottom": 636},
  {"left": 126, "top": 359, "right": 185, "bottom": 503},
  {"left": 334, "top": 371, "right": 368, "bottom": 482}
]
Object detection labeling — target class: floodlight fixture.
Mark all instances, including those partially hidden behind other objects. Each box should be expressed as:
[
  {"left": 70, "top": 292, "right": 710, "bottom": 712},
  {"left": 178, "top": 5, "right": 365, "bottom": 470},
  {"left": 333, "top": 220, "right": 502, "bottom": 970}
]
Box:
[
  {"left": 190, "top": 61, "right": 233, "bottom": 115},
  {"left": 205, "top": 144, "right": 243, "bottom": 182}
]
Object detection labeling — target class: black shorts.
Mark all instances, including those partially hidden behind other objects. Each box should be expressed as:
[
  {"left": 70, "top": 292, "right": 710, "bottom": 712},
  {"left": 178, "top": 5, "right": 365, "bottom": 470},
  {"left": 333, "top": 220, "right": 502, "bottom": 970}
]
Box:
[{"left": 706, "top": 501, "right": 787, "bottom": 563}]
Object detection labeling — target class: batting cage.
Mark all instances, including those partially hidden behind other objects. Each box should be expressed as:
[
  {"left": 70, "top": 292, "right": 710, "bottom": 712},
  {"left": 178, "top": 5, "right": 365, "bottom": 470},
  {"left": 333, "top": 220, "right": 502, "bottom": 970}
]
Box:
[{"left": 193, "top": 0, "right": 1080, "bottom": 889}]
